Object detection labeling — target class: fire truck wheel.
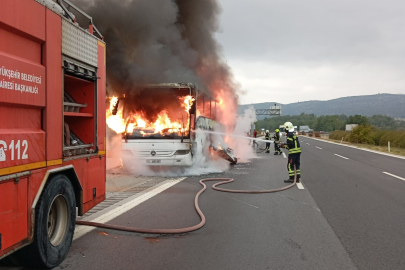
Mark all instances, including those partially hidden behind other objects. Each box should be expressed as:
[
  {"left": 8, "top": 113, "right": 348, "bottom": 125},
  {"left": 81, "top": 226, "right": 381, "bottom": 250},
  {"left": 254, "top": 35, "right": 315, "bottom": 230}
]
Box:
[{"left": 12, "top": 174, "right": 76, "bottom": 269}]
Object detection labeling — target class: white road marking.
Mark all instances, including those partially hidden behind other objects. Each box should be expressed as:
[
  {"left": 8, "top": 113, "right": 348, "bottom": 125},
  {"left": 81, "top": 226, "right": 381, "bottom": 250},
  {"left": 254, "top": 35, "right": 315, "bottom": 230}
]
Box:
[
  {"left": 224, "top": 195, "right": 259, "bottom": 209},
  {"left": 315, "top": 146, "right": 322, "bottom": 150},
  {"left": 383, "top": 172, "right": 405, "bottom": 182},
  {"left": 73, "top": 177, "right": 186, "bottom": 240},
  {"left": 334, "top": 154, "right": 349, "bottom": 160},
  {"left": 306, "top": 143, "right": 310, "bottom": 145},
  {"left": 282, "top": 152, "right": 287, "bottom": 158},
  {"left": 304, "top": 136, "right": 405, "bottom": 160},
  {"left": 296, "top": 181, "right": 305, "bottom": 189}
]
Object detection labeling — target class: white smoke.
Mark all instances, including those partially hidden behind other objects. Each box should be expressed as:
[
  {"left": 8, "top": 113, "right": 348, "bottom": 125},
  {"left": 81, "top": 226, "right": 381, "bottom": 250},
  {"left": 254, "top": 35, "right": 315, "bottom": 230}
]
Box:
[
  {"left": 106, "top": 131, "right": 229, "bottom": 177},
  {"left": 106, "top": 109, "right": 258, "bottom": 177},
  {"left": 227, "top": 107, "right": 258, "bottom": 163},
  {"left": 106, "top": 108, "right": 258, "bottom": 176},
  {"left": 106, "top": 133, "right": 123, "bottom": 171}
]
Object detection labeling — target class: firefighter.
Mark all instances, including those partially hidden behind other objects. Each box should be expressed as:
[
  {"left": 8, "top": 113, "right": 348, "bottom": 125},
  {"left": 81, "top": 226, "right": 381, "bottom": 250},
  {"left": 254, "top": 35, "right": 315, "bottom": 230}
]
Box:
[
  {"left": 279, "top": 122, "right": 301, "bottom": 183},
  {"left": 273, "top": 128, "right": 282, "bottom": 155},
  {"left": 265, "top": 130, "right": 271, "bottom": 153},
  {"left": 252, "top": 129, "right": 258, "bottom": 148}
]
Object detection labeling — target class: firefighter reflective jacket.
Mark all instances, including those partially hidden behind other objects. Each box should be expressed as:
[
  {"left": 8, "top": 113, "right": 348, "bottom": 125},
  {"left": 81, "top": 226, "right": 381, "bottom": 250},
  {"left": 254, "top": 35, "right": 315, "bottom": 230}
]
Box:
[
  {"left": 285, "top": 132, "right": 301, "bottom": 154},
  {"left": 273, "top": 132, "right": 280, "bottom": 142},
  {"left": 265, "top": 132, "right": 271, "bottom": 140}
]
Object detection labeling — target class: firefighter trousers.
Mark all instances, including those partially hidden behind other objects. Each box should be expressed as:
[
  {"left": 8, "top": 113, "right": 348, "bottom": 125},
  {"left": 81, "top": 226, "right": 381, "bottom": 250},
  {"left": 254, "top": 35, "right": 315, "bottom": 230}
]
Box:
[
  {"left": 266, "top": 142, "right": 271, "bottom": 152},
  {"left": 287, "top": 153, "right": 301, "bottom": 180},
  {"left": 274, "top": 141, "right": 282, "bottom": 153}
]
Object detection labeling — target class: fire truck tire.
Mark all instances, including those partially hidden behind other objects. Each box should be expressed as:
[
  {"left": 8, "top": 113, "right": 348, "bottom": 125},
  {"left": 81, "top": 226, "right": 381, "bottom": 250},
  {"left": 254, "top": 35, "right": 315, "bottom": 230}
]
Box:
[{"left": 11, "top": 174, "right": 76, "bottom": 269}]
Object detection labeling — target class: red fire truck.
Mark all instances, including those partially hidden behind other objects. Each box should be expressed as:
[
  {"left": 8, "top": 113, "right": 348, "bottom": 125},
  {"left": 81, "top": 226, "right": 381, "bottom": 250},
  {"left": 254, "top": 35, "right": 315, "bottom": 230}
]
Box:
[{"left": 0, "top": 0, "right": 106, "bottom": 268}]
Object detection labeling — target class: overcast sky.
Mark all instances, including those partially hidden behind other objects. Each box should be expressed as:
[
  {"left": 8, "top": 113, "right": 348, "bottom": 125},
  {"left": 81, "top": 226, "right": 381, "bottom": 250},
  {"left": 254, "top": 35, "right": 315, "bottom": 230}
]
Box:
[{"left": 215, "top": 0, "right": 405, "bottom": 105}]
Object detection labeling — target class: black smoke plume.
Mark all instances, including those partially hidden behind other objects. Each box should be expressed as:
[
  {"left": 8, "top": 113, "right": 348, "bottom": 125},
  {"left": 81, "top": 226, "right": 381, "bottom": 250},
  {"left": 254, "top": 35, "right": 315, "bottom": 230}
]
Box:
[{"left": 72, "top": 0, "right": 240, "bottom": 125}]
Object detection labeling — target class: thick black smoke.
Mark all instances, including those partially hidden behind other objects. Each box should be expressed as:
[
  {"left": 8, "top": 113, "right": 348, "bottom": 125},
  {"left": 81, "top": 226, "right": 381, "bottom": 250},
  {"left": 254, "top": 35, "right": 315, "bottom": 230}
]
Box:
[{"left": 72, "top": 0, "right": 239, "bottom": 125}]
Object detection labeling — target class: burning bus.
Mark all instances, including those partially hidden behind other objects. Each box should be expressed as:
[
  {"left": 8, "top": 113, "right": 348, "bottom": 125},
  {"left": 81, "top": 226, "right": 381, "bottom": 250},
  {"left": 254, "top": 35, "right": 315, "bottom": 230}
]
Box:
[{"left": 107, "top": 83, "right": 237, "bottom": 167}]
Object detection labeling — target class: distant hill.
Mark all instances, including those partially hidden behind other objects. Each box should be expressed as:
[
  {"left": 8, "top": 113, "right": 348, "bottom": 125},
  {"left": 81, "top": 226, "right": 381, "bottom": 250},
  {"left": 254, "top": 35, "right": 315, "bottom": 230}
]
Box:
[{"left": 238, "top": 94, "right": 405, "bottom": 120}]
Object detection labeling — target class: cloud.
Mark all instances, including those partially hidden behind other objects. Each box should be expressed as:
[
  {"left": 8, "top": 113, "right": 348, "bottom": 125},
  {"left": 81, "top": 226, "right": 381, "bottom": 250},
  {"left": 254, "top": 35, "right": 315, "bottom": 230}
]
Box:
[
  {"left": 230, "top": 60, "right": 405, "bottom": 104},
  {"left": 215, "top": 0, "right": 405, "bottom": 104}
]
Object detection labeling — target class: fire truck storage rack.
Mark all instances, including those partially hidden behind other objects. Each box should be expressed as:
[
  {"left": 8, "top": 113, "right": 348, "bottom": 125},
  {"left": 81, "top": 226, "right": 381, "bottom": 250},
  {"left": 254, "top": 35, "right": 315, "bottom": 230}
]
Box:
[{"left": 62, "top": 58, "right": 98, "bottom": 159}]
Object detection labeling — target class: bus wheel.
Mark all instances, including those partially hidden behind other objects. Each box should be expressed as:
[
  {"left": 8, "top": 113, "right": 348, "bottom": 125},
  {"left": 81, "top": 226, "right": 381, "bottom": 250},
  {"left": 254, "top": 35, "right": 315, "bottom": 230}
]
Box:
[{"left": 12, "top": 174, "right": 76, "bottom": 269}]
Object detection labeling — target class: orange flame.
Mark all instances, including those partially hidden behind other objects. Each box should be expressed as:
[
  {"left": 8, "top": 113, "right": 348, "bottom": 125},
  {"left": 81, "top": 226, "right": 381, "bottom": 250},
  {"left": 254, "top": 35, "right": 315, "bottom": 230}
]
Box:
[
  {"left": 109, "top": 96, "right": 119, "bottom": 114},
  {"left": 217, "top": 96, "right": 224, "bottom": 106},
  {"left": 153, "top": 110, "right": 182, "bottom": 133},
  {"left": 179, "top": 95, "right": 195, "bottom": 114},
  {"left": 106, "top": 95, "right": 194, "bottom": 136}
]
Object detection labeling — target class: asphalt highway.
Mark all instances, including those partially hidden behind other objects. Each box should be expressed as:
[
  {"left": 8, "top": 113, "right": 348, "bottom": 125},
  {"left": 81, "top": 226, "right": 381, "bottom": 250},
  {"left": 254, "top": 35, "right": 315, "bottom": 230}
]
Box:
[
  {"left": 2, "top": 136, "right": 404, "bottom": 270},
  {"left": 53, "top": 145, "right": 357, "bottom": 270},
  {"left": 300, "top": 136, "right": 405, "bottom": 270}
]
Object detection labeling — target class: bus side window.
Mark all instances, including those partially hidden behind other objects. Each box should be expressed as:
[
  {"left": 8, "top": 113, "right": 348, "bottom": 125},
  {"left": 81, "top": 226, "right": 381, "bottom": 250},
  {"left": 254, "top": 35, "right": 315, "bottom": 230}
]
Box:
[
  {"left": 211, "top": 100, "right": 216, "bottom": 119},
  {"left": 204, "top": 98, "right": 211, "bottom": 118},
  {"left": 197, "top": 94, "right": 204, "bottom": 116},
  {"left": 190, "top": 114, "right": 196, "bottom": 130}
]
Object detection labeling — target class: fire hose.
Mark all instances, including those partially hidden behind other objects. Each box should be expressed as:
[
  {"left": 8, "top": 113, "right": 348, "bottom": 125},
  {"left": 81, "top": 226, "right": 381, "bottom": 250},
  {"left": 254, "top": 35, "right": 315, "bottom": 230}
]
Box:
[{"left": 76, "top": 169, "right": 297, "bottom": 234}]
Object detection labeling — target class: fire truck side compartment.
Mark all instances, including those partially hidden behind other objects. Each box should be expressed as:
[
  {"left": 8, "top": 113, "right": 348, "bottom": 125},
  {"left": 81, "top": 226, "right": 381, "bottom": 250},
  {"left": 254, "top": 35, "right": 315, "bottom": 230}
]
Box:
[
  {"left": 97, "top": 41, "right": 106, "bottom": 153},
  {"left": 44, "top": 8, "right": 63, "bottom": 161},
  {"left": 0, "top": 0, "right": 106, "bottom": 260}
]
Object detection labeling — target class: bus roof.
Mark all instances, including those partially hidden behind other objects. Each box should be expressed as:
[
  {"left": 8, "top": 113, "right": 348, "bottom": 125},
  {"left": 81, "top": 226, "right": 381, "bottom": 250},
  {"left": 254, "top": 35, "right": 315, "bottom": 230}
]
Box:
[
  {"left": 144, "top": 83, "right": 195, "bottom": 89},
  {"left": 144, "top": 83, "right": 217, "bottom": 101}
]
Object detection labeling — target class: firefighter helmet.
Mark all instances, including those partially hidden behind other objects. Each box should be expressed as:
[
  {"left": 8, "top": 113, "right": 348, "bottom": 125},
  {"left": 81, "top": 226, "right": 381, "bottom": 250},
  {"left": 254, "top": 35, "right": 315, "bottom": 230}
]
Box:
[
  {"left": 284, "top": 122, "right": 293, "bottom": 131},
  {"left": 275, "top": 129, "right": 279, "bottom": 132},
  {"left": 266, "top": 130, "right": 269, "bottom": 133}
]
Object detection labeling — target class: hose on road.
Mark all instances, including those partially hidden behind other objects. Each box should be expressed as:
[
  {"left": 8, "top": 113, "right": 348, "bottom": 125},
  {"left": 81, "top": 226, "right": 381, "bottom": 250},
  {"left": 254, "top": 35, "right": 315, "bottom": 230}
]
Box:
[
  {"left": 255, "top": 147, "right": 266, "bottom": 153},
  {"left": 76, "top": 171, "right": 297, "bottom": 234}
]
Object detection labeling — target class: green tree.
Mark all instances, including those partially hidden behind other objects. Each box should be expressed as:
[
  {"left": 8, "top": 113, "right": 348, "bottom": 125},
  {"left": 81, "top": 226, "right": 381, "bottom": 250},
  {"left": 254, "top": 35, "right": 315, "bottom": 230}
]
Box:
[
  {"left": 346, "top": 115, "right": 369, "bottom": 125},
  {"left": 255, "top": 113, "right": 404, "bottom": 132},
  {"left": 314, "top": 115, "right": 343, "bottom": 132},
  {"left": 349, "top": 125, "right": 374, "bottom": 144},
  {"left": 368, "top": 115, "right": 402, "bottom": 130}
]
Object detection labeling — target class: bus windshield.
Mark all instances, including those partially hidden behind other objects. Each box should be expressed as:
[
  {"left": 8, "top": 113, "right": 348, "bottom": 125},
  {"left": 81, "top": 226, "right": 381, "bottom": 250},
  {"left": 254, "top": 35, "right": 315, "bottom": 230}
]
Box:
[{"left": 123, "top": 87, "right": 194, "bottom": 140}]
